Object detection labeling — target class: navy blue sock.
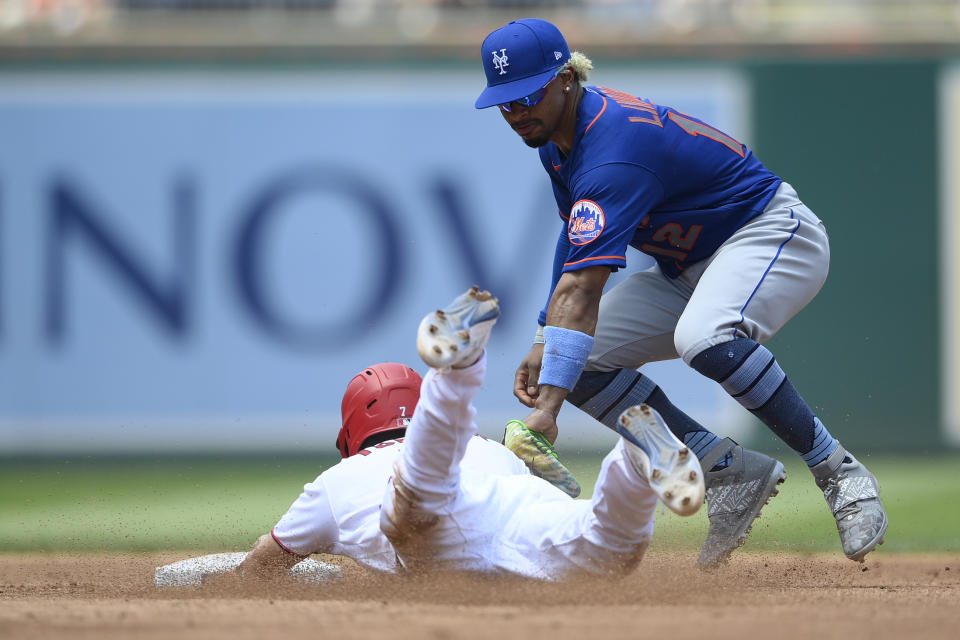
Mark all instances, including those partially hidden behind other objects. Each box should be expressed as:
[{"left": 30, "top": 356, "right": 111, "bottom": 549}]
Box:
[
  {"left": 683, "top": 430, "right": 727, "bottom": 466},
  {"left": 689, "top": 338, "right": 838, "bottom": 464},
  {"left": 569, "top": 369, "right": 724, "bottom": 461},
  {"left": 801, "top": 418, "right": 840, "bottom": 467}
]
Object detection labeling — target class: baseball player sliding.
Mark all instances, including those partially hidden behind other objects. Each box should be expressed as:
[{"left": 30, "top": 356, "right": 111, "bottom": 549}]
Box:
[
  {"left": 475, "top": 19, "right": 887, "bottom": 568},
  {"left": 230, "top": 287, "right": 704, "bottom": 582}
]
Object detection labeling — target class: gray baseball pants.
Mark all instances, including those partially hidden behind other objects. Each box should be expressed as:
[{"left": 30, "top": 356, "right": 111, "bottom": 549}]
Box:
[{"left": 585, "top": 182, "right": 830, "bottom": 372}]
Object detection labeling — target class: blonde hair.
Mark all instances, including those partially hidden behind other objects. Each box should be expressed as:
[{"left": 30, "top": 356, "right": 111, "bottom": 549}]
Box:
[{"left": 566, "top": 51, "right": 593, "bottom": 82}]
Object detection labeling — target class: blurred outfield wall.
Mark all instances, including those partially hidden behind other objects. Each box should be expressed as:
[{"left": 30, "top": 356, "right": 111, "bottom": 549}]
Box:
[
  {"left": 0, "top": 56, "right": 955, "bottom": 453},
  {"left": 0, "top": 65, "right": 754, "bottom": 454}
]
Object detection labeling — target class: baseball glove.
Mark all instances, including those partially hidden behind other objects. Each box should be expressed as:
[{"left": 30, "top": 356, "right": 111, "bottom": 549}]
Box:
[{"left": 502, "top": 419, "right": 582, "bottom": 498}]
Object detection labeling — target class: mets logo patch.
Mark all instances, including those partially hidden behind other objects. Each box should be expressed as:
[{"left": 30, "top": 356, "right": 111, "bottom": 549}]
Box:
[{"left": 568, "top": 200, "right": 605, "bottom": 245}]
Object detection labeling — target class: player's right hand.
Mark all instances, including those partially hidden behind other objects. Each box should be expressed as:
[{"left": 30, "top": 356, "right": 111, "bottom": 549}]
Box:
[{"left": 514, "top": 344, "right": 545, "bottom": 407}]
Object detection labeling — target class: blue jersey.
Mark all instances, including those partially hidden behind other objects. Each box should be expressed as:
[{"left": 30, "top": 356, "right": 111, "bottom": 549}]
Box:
[{"left": 537, "top": 86, "right": 781, "bottom": 323}]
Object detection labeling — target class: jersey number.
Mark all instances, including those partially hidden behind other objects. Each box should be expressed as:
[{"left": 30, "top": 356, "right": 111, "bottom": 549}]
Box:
[{"left": 641, "top": 223, "right": 703, "bottom": 261}]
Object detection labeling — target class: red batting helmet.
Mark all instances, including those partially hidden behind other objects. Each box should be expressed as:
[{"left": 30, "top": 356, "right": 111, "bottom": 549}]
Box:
[{"left": 336, "top": 363, "right": 422, "bottom": 458}]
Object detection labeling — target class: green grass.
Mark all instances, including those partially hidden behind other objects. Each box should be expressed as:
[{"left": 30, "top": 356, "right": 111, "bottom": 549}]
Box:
[
  {"left": 0, "top": 455, "right": 339, "bottom": 552},
  {"left": 1, "top": 454, "right": 958, "bottom": 553}
]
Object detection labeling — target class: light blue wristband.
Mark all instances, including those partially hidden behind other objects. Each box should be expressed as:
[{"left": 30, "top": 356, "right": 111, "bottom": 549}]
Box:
[{"left": 539, "top": 326, "right": 595, "bottom": 391}]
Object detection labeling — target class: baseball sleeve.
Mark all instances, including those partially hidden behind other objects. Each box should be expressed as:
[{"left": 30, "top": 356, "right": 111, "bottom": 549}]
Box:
[
  {"left": 271, "top": 476, "right": 339, "bottom": 557},
  {"left": 538, "top": 221, "right": 572, "bottom": 326},
  {"left": 561, "top": 162, "right": 663, "bottom": 273}
]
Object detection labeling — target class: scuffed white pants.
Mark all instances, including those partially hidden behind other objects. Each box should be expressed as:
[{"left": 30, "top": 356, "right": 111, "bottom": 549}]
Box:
[{"left": 380, "top": 354, "right": 661, "bottom": 581}]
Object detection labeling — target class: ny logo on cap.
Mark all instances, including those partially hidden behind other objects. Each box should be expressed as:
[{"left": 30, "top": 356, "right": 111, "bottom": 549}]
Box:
[{"left": 491, "top": 49, "right": 509, "bottom": 75}]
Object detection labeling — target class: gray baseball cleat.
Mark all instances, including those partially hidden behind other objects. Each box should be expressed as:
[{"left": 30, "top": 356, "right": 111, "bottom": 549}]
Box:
[
  {"left": 417, "top": 286, "right": 500, "bottom": 369},
  {"left": 810, "top": 444, "right": 888, "bottom": 562},
  {"left": 617, "top": 404, "right": 704, "bottom": 516},
  {"left": 698, "top": 438, "right": 787, "bottom": 568}
]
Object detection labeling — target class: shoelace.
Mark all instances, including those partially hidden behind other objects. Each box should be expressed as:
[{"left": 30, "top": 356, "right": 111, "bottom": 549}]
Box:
[
  {"left": 525, "top": 430, "right": 560, "bottom": 460},
  {"left": 503, "top": 423, "right": 560, "bottom": 460},
  {"left": 824, "top": 474, "right": 862, "bottom": 520}
]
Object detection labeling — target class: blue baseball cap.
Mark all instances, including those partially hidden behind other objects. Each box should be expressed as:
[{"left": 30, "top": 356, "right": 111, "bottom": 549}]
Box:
[{"left": 475, "top": 19, "right": 571, "bottom": 110}]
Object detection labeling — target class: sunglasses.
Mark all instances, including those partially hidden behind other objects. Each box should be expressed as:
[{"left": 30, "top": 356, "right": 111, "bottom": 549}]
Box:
[{"left": 497, "top": 67, "right": 564, "bottom": 113}]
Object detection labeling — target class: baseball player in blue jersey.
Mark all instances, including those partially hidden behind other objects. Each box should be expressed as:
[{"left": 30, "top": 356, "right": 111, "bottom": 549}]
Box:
[{"left": 475, "top": 18, "right": 888, "bottom": 568}]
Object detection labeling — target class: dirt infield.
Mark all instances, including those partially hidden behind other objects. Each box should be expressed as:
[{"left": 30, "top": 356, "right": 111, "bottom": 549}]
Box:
[{"left": 1, "top": 551, "right": 958, "bottom": 639}]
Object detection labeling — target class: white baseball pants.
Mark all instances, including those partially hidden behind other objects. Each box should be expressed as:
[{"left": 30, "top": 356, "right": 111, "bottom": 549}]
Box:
[{"left": 380, "top": 355, "right": 660, "bottom": 580}]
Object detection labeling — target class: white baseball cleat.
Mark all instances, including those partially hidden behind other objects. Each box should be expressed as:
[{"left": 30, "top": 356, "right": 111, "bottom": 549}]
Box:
[
  {"left": 417, "top": 286, "right": 500, "bottom": 369},
  {"left": 617, "top": 404, "right": 705, "bottom": 517}
]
